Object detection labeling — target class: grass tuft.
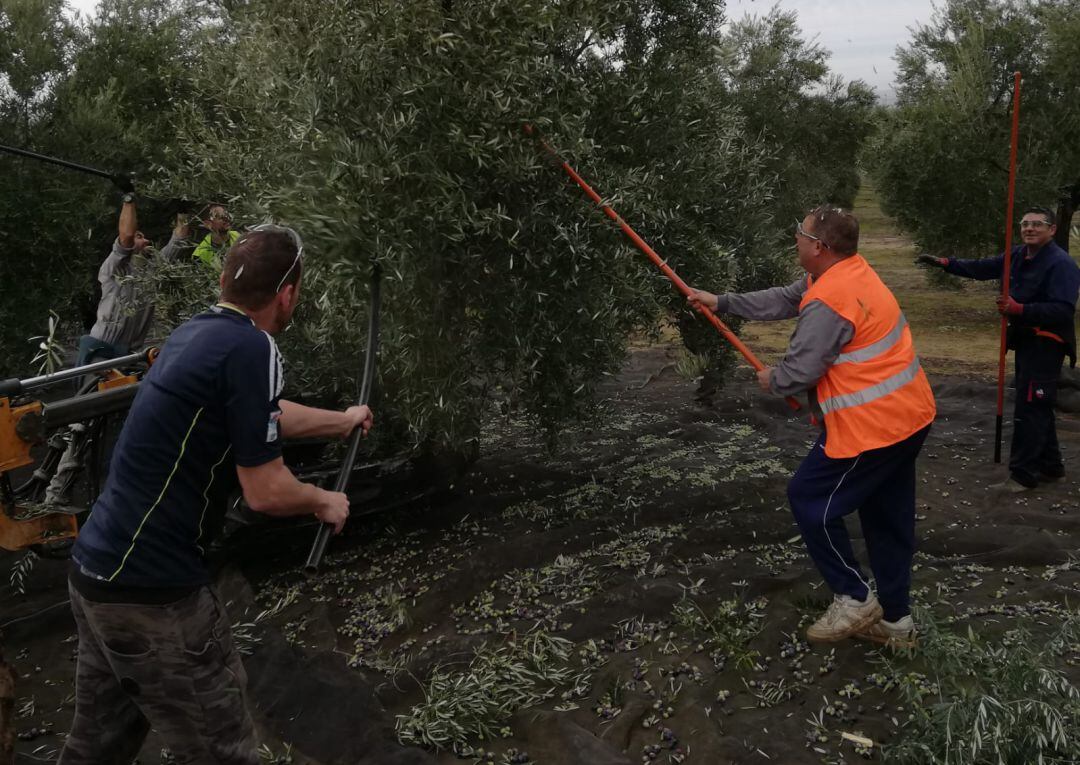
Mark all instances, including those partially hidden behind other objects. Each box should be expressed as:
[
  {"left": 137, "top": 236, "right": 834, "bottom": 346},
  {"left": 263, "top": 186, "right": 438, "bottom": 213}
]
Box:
[
  {"left": 396, "top": 631, "right": 574, "bottom": 753},
  {"left": 884, "top": 610, "right": 1080, "bottom": 764}
]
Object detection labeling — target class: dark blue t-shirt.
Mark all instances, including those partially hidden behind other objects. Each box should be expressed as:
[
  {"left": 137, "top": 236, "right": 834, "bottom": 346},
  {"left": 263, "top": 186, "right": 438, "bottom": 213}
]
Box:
[{"left": 73, "top": 304, "right": 284, "bottom": 588}]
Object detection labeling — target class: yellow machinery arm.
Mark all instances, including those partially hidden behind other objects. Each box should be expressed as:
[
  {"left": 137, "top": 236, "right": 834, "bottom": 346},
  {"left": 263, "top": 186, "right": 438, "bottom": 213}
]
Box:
[
  {"left": 0, "top": 396, "right": 78, "bottom": 551},
  {"left": 0, "top": 349, "right": 154, "bottom": 552}
]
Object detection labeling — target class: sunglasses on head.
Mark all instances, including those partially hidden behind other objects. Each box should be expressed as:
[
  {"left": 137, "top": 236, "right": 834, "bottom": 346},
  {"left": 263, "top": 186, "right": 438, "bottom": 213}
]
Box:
[{"left": 247, "top": 223, "right": 304, "bottom": 293}]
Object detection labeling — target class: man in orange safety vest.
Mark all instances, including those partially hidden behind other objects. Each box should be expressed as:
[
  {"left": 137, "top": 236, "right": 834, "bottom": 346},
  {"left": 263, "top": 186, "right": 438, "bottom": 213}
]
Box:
[{"left": 689, "top": 205, "right": 936, "bottom": 648}]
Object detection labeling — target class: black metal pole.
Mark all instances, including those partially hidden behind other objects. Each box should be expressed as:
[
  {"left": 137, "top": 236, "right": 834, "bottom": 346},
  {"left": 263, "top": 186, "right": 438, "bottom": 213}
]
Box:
[
  {"left": 0, "top": 143, "right": 119, "bottom": 182},
  {"left": 304, "top": 265, "right": 382, "bottom": 574},
  {"left": 0, "top": 348, "right": 154, "bottom": 398}
]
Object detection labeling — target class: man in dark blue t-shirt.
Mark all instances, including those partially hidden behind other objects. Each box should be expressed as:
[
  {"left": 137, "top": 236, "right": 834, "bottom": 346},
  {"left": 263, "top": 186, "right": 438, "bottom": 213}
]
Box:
[
  {"left": 60, "top": 226, "right": 373, "bottom": 765},
  {"left": 919, "top": 206, "right": 1080, "bottom": 491}
]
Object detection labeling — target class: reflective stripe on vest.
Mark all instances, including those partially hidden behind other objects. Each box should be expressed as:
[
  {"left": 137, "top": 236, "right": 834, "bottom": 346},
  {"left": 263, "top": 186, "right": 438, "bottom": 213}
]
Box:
[
  {"left": 799, "top": 255, "right": 935, "bottom": 458},
  {"left": 819, "top": 355, "right": 923, "bottom": 416},
  {"left": 834, "top": 314, "right": 908, "bottom": 364}
]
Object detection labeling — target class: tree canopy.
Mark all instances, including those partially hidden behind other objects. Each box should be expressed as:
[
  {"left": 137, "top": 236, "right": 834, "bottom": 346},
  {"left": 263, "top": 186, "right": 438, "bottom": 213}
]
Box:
[
  {"left": 870, "top": 0, "right": 1080, "bottom": 259},
  {"left": 1, "top": 0, "right": 876, "bottom": 453}
]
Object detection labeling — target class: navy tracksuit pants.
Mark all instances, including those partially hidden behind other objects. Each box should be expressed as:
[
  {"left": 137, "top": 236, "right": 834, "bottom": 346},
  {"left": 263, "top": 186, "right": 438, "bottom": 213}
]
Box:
[
  {"left": 787, "top": 425, "right": 930, "bottom": 623},
  {"left": 1009, "top": 335, "right": 1066, "bottom": 487}
]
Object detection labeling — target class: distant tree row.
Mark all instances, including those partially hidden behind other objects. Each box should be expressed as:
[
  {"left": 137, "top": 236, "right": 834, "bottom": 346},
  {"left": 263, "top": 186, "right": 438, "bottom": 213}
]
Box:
[{"left": 870, "top": 0, "right": 1080, "bottom": 259}]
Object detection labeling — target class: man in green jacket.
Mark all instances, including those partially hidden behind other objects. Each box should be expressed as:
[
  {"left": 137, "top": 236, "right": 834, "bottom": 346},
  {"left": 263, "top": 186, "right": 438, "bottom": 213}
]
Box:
[{"left": 192, "top": 204, "right": 239, "bottom": 266}]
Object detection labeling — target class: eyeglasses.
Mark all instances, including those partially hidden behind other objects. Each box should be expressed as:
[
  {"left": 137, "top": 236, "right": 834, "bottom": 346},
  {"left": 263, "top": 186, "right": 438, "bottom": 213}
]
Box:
[
  {"left": 249, "top": 223, "right": 304, "bottom": 293},
  {"left": 1019, "top": 219, "right": 1051, "bottom": 229},
  {"left": 796, "top": 219, "right": 830, "bottom": 249},
  {"left": 206, "top": 206, "right": 233, "bottom": 223}
]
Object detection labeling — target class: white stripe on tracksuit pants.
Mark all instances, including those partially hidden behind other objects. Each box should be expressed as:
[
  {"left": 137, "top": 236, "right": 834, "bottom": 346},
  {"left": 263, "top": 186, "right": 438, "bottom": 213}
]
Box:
[{"left": 786, "top": 425, "right": 930, "bottom": 622}]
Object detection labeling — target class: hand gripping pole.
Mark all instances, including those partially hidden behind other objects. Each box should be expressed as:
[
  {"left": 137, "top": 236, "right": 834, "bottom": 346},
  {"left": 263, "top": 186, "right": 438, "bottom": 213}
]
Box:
[{"left": 304, "top": 265, "right": 382, "bottom": 574}]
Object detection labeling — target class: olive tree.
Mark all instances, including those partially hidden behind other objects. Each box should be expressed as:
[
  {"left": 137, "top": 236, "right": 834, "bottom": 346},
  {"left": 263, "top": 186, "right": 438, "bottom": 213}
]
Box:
[
  {"left": 871, "top": 0, "right": 1080, "bottom": 259},
  {"left": 0, "top": 0, "right": 220, "bottom": 375},
  {"left": 1, "top": 0, "right": 82, "bottom": 373},
  {"left": 2, "top": 0, "right": 877, "bottom": 460},
  {"left": 720, "top": 8, "right": 878, "bottom": 222},
  {"left": 148, "top": 0, "right": 881, "bottom": 453},
  {"left": 163, "top": 0, "right": 794, "bottom": 455}
]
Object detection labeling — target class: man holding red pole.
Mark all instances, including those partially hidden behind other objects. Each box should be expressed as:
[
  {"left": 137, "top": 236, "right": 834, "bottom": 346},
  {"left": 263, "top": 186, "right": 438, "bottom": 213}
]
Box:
[
  {"left": 689, "top": 206, "right": 936, "bottom": 647},
  {"left": 919, "top": 206, "right": 1080, "bottom": 491}
]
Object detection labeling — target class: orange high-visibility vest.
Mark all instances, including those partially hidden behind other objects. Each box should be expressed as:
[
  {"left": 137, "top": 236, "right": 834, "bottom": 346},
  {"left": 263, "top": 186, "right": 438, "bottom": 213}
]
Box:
[{"left": 800, "top": 254, "right": 936, "bottom": 458}]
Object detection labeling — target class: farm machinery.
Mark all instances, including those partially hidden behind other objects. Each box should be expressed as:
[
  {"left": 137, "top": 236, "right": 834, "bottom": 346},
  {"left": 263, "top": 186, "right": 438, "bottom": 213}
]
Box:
[{"left": 0, "top": 349, "right": 155, "bottom": 553}]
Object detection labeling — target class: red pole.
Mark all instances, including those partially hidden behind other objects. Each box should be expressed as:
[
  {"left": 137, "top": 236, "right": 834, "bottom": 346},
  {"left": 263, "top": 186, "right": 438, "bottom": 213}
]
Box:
[
  {"left": 994, "top": 71, "right": 1022, "bottom": 464},
  {"left": 525, "top": 125, "right": 799, "bottom": 411}
]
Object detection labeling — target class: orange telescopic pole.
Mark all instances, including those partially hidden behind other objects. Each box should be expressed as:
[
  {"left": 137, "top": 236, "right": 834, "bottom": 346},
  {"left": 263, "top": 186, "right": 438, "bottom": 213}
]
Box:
[
  {"left": 995, "top": 72, "right": 1022, "bottom": 464},
  {"left": 525, "top": 125, "right": 799, "bottom": 411}
]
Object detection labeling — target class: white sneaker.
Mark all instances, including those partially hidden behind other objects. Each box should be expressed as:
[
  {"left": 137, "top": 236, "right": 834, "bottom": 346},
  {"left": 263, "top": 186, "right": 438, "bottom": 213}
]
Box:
[
  {"left": 806, "top": 594, "right": 883, "bottom": 643},
  {"left": 856, "top": 615, "right": 917, "bottom": 649}
]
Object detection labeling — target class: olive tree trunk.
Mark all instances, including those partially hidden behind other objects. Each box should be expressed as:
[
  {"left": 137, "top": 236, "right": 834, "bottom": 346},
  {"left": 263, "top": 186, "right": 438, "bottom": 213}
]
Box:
[{"left": 1054, "top": 183, "right": 1079, "bottom": 252}]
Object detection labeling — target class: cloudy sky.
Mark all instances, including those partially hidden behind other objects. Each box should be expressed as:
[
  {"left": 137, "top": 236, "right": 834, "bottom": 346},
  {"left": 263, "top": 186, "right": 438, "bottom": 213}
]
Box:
[
  {"left": 66, "top": 0, "right": 937, "bottom": 101},
  {"left": 724, "top": 1, "right": 937, "bottom": 100}
]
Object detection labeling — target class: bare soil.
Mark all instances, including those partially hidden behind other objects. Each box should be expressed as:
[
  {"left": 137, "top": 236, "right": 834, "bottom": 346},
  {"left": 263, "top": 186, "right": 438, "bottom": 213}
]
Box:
[
  {"left": 3, "top": 186, "right": 1079, "bottom": 764},
  {"left": 4, "top": 349, "right": 1079, "bottom": 764}
]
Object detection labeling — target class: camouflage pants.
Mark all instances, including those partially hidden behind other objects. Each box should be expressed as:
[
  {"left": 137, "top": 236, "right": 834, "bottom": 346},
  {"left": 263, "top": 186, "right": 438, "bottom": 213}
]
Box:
[{"left": 59, "top": 582, "right": 259, "bottom": 765}]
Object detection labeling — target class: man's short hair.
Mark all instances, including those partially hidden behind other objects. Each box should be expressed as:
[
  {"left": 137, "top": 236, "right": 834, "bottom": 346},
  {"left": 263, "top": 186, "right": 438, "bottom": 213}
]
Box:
[
  {"left": 221, "top": 230, "right": 302, "bottom": 310},
  {"left": 808, "top": 205, "right": 859, "bottom": 256},
  {"left": 1022, "top": 206, "right": 1056, "bottom": 226}
]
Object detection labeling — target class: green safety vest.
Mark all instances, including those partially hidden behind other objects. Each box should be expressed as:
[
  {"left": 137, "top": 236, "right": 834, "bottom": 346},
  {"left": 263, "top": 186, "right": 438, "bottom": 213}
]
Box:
[{"left": 193, "top": 230, "right": 240, "bottom": 266}]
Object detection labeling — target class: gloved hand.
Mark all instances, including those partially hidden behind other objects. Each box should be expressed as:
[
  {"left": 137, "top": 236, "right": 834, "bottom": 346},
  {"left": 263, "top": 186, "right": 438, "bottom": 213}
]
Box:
[
  {"left": 996, "top": 295, "right": 1023, "bottom": 315},
  {"left": 111, "top": 174, "right": 135, "bottom": 194},
  {"left": 916, "top": 253, "right": 948, "bottom": 268}
]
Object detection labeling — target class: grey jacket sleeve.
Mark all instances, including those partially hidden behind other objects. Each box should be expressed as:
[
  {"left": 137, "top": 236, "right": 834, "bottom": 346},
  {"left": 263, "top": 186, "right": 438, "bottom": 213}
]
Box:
[
  {"left": 98, "top": 237, "right": 132, "bottom": 284},
  {"left": 157, "top": 232, "right": 187, "bottom": 262},
  {"left": 770, "top": 300, "right": 855, "bottom": 397},
  {"left": 715, "top": 278, "right": 808, "bottom": 321}
]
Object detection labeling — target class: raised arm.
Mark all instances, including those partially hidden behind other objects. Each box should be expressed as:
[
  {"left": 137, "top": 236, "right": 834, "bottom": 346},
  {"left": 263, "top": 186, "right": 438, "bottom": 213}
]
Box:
[
  {"left": 157, "top": 214, "right": 192, "bottom": 262},
  {"left": 687, "top": 278, "right": 808, "bottom": 322},
  {"left": 118, "top": 197, "right": 137, "bottom": 249},
  {"left": 719, "top": 278, "right": 809, "bottom": 321}
]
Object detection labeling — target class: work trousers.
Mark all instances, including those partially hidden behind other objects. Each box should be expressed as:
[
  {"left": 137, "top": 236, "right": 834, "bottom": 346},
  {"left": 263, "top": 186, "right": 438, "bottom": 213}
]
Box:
[
  {"left": 1009, "top": 335, "right": 1066, "bottom": 487},
  {"left": 76, "top": 335, "right": 125, "bottom": 367},
  {"left": 43, "top": 337, "right": 126, "bottom": 506},
  {"left": 787, "top": 425, "right": 930, "bottom": 623},
  {"left": 59, "top": 583, "right": 258, "bottom": 765}
]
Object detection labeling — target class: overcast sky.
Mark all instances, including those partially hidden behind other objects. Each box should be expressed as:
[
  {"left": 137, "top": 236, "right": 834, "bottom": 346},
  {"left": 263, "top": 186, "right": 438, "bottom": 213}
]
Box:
[
  {"left": 66, "top": 0, "right": 936, "bottom": 101},
  {"left": 725, "top": 1, "right": 937, "bottom": 100}
]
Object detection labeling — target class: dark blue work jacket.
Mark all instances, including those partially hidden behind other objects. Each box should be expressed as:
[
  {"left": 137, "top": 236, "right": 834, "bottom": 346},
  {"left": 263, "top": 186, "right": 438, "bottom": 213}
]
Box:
[{"left": 945, "top": 241, "right": 1080, "bottom": 366}]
